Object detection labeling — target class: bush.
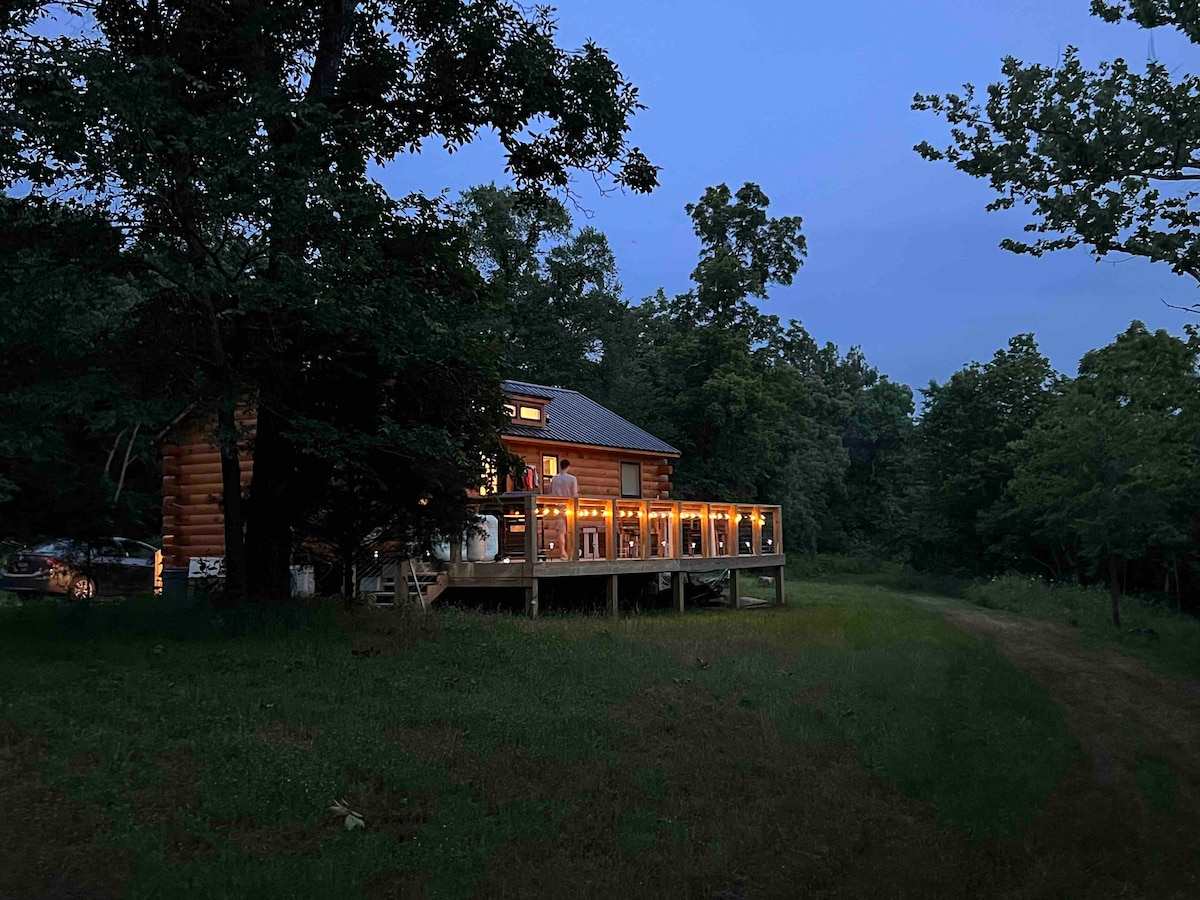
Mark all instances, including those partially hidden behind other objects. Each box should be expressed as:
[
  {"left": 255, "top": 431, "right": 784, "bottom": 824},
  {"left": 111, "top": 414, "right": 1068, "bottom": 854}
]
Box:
[
  {"left": 896, "top": 566, "right": 969, "bottom": 599},
  {"left": 788, "top": 553, "right": 885, "bottom": 579}
]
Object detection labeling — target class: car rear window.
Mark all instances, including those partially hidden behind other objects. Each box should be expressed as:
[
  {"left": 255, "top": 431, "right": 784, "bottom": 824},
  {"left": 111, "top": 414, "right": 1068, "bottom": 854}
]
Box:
[
  {"left": 29, "top": 541, "right": 73, "bottom": 555},
  {"left": 120, "top": 541, "right": 158, "bottom": 561}
]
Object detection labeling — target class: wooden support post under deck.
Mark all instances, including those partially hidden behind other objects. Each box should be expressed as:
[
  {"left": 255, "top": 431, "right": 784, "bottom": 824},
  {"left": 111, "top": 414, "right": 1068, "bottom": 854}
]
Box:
[
  {"left": 774, "top": 566, "right": 786, "bottom": 606},
  {"left": 525, "top": 577, "right": 539, "bottom": 618},
  {"left": 729, "top": 568, "right": 741, "bottom": 610},
  {"left": 671, "top": 570, "right": 684, "bottom": 614},
  {"left": 607, "top": 573, "right": 619, "bottom": 618}
]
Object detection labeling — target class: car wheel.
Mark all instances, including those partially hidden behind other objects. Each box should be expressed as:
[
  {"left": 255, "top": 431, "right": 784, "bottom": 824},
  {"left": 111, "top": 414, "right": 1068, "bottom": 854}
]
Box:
[{"left": 68, "top": 576, "right": 97, "bottom": 602}]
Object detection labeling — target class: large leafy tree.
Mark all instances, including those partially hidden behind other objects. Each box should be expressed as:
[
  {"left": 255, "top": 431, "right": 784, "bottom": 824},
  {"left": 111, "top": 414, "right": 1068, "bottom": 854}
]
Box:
[
  {"left": 909, "top": 335, "right": 1058, "bottom": 574},
  {"left": 1008, "top": 322, "right": 1200, "bottom": 623},
  {"left": 1, "top": 1, "right": 657, "bottom": 601},
  {"left": 914, "top": 2, "right": 1200, "bottom": 304},
  {"left": 0, "top": 197, "right": 169, "bottom": 544},
  {"left": 456, "top": 184, "right": 628, "bottom": 400},
  {"left": 620, "top": 183, "right": 806, "bottom": 499}
]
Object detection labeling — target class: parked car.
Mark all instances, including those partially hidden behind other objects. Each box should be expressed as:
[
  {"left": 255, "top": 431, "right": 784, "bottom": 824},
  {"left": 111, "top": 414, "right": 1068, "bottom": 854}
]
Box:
[{"left": 0, "top": 538, "right": 159, "bottom": 601}]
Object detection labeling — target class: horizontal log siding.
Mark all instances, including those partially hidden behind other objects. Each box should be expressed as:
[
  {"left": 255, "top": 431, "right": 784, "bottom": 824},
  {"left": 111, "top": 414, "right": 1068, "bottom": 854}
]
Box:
[
  {"left": 502, "top": 439, "right": 675, "bottom": 499},
  {"left": 161, "top": 415, "right": 254, "bottom": 569}
]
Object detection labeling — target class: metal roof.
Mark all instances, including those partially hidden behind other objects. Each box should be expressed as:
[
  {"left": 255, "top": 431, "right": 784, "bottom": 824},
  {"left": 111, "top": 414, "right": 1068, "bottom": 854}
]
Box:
[{"left": 501, "top": 380, "right": 680, "bottom": 456}]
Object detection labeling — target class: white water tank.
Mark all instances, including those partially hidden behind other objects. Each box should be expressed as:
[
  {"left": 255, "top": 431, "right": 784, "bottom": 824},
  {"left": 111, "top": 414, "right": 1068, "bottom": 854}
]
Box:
[{"left": 466, "top": 515, "right": 498, "bottom": 561}]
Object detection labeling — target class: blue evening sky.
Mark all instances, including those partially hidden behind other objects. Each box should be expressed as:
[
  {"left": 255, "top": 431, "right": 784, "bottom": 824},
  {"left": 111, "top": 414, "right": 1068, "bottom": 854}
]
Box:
[{"left": 386, "top": 0, "right": 1196, "bottom": 395}]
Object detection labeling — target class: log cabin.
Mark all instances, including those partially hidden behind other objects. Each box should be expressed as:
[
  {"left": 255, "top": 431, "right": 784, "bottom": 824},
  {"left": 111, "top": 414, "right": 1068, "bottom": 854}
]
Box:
[{"left": 160, "top": 379, "right": 785, "bottom": 614}]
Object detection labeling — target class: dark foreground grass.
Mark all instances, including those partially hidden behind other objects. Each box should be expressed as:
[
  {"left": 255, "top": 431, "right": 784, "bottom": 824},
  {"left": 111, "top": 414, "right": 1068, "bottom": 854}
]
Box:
[{"left": 0, "top": 584, "right": 1103, "bottom": 898}]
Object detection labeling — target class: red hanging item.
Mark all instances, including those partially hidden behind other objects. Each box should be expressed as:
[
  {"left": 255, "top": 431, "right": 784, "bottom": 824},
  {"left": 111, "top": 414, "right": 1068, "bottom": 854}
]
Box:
[{"left": 522, "top": 465, "right": 539, "bottom": 491}]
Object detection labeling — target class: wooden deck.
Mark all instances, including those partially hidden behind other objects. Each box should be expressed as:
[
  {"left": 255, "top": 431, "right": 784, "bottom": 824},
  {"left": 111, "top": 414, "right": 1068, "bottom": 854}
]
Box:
[{"left": 445, "top": 493, "right": 787, "bottom": 616}]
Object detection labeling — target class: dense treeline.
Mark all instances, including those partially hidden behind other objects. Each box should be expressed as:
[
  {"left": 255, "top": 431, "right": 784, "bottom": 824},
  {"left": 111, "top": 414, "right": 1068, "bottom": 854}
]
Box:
[
  {"left": 461, "top": 184, "right": 1200, "bottom": 614},
  {"left": 3, "top": 1, "right": 1199, "bottom": 615}
]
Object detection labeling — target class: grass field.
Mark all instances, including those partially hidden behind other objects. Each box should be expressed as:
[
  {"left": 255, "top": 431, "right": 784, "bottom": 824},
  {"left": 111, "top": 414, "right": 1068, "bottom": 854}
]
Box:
[{"left": 1, "top": 581, "right": 1197, "bottom": 898}]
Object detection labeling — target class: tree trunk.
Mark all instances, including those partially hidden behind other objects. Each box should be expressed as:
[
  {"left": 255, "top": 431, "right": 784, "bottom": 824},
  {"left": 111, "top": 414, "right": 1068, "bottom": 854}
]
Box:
[
  {"left": 245, "top": 400, "right": 295, "bottom": 603},
  {"left": 340, "top": 546, "right": 356, "bottom": 599},
  {"left": 1107, "top": 556, "right": 1121, "bottom": 628},
  {"left": 217, "top": 398, "right": 247, "bottom": 605}
]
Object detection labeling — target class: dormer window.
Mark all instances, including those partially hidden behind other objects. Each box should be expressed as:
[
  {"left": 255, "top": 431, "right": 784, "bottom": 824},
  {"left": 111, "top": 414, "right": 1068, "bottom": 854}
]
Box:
[{"left": 504, "top": 395, "right": 547, "bottom": 427}]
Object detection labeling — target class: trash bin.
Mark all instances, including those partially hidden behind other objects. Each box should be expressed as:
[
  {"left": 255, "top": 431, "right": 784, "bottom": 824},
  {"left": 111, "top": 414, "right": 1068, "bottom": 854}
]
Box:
[{"left": 161, "top": 566, "right": 189, "bottom": 603}]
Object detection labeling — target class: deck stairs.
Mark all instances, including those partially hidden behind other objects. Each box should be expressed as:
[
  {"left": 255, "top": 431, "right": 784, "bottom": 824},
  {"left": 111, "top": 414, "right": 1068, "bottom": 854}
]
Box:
[{"left": 368, "top": 559, "right": 447, "bottom": 608}]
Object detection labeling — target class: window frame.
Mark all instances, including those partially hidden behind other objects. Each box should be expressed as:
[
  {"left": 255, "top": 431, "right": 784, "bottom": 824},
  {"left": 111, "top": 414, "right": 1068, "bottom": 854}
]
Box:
[
  {"left": 620, "top": 461, "right": 642, "bottom": 499},
  {"left": 541, "top": 454, "right": 559, "bottom": 479}
]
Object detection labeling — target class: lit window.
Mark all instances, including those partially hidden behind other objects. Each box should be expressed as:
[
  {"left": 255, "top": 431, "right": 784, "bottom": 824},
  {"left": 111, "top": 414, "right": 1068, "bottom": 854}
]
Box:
[
  {"left": 503, "top": 404, "right": 516, "bottom": 418},
  {"left": 518, "top": 405, "right": 542, "bottom": 422},
  {"left": 542, "top": 455, "right": 558, "bottom": 478}
]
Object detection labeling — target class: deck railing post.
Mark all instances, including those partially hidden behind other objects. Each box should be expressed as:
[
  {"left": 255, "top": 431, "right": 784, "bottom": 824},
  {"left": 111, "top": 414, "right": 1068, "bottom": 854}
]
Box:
[
  {"left": 775, "top": 505, "right": 784, "bottom": 555},
  {"left": 752, "top": 506, "right": 762, "bottom": 556},
  {"left": 571, "top": 498, "right": 580, "bottom": 562},
  {"left": 700, "top": 504, "right": 709, "bottom": 559},
  {"left": 523, "top": 494, "right": 537, "bottom": 563},
  {"left": 672, "top": 503, "right": 682, "bottom": 560},
  {"left": 641, "top": 501, "right": 650, "bottom": 560},
  {"left": 609, "top": 498, "right": 619, "bottom": 561}
]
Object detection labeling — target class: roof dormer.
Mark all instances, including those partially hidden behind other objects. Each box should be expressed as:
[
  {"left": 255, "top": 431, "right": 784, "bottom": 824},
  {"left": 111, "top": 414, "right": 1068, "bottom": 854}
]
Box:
[{"left": 503, "top": 391, "right": 550, "bottom": 428}]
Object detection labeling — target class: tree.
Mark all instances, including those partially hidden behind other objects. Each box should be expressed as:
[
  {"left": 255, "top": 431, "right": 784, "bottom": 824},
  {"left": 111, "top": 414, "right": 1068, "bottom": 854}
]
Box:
[
  {"left": 909, "top": 335, "right": 1058, "bottom": 574},
  {"left": 0, "top": 197, "right": 169, "bottom": 545},
  {"left": 456, "top": 184, "right": 629, "bottom": 400},
  {"left": 914, "top": 3, "right": 1200, "bottom": 304},
  {"left": 616, "top": 183, "right": 806, "bottom": 500},
  {"left": 1008, "top": 322, "right": 1200, "bottom": 623},
  {"left": 1, "top": 2, "right": 657, "bottom": 601}
]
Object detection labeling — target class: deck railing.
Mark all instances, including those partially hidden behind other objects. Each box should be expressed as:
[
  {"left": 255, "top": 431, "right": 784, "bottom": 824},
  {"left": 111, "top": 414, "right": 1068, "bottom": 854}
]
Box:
[{"left": 475, "top": 494, "right": 783, "bottom": 564}]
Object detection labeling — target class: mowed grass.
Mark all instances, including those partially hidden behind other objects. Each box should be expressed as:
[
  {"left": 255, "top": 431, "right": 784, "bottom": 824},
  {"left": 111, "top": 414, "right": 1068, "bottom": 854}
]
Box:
[{"left": 0, "top": 583, "right": 1076, "bottom": 898}]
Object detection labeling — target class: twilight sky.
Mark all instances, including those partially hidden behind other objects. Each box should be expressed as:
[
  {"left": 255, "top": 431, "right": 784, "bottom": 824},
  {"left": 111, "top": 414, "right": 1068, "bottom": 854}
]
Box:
[{"left": 386, "top": 0, "right": 1197, "bottom": 396}]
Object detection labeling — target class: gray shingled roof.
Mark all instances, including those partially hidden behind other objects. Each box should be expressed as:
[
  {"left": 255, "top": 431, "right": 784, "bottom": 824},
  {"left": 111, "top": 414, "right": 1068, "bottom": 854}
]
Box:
[{"left": 502, "top": 379, "right": 680, "bottom": 456}]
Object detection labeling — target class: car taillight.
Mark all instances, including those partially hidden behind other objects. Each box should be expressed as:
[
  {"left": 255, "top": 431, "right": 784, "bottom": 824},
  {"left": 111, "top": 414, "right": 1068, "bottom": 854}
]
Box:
[{"left": 39, "top": 556, "right": 62, "bottom": 573}]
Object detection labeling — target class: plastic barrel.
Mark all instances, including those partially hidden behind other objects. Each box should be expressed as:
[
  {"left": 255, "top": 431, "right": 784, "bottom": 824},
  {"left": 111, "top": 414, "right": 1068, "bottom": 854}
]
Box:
[{"left": 161, "top": 566, "right": 189, "bottom": 603}]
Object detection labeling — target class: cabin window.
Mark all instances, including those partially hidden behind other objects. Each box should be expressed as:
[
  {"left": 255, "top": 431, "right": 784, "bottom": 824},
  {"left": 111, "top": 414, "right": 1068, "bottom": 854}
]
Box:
[
  {"left": 541, "top": 454, "right": 558, "bottom": 478},
  {"left": 620, "top": 462, "right": 641, "bottom": 498},
  {"left": 503, "top": 403, "right": 516, "bottom": 418},
  {"left": 518, "top": 405, "right": 542, "bottom": 422}
]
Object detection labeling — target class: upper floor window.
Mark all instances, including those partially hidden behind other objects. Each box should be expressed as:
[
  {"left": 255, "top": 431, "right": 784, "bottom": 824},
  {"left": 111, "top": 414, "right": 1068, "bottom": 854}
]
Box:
[{"left": 504, "top": 397, "right": 547, "bottom": 426}]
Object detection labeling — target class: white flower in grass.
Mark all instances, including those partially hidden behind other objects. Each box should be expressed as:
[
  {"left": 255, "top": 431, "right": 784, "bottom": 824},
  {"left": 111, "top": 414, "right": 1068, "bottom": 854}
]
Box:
[{"left": 329, "top": 797, "right": 365, "bottom": 831}]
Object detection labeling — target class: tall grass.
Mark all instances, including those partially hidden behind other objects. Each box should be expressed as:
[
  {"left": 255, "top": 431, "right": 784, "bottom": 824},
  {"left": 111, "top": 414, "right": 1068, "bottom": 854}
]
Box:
[
  {"left": 786, "top": 553, "right": 969, "bottom": 598},
  {"left": 965, "top": 575, "right": 1200, "bottom": 679}
]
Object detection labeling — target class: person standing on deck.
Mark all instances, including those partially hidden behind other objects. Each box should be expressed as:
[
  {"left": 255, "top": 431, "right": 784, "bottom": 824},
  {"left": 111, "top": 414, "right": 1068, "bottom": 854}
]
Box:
[{"left": 547, "top": 460, "right": 578, "bottom": 559}]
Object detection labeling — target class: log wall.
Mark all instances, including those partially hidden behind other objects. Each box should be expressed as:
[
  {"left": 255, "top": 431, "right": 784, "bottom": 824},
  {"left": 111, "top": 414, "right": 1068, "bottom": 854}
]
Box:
[
  {"left": 503, "top": 439, "right": 676, "bottom": 499},
  {"left": 160, "top": 412, "right": 255, "bottom": 569},
  {"left": 161, "top": 415, "right": 677, "bottom": 568}
]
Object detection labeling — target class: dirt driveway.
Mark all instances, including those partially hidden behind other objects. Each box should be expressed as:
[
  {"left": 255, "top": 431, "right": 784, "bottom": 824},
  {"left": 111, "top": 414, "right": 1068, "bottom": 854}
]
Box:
[{"left": 943, "top": 606, "right": 1200, "bottom": 899}]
